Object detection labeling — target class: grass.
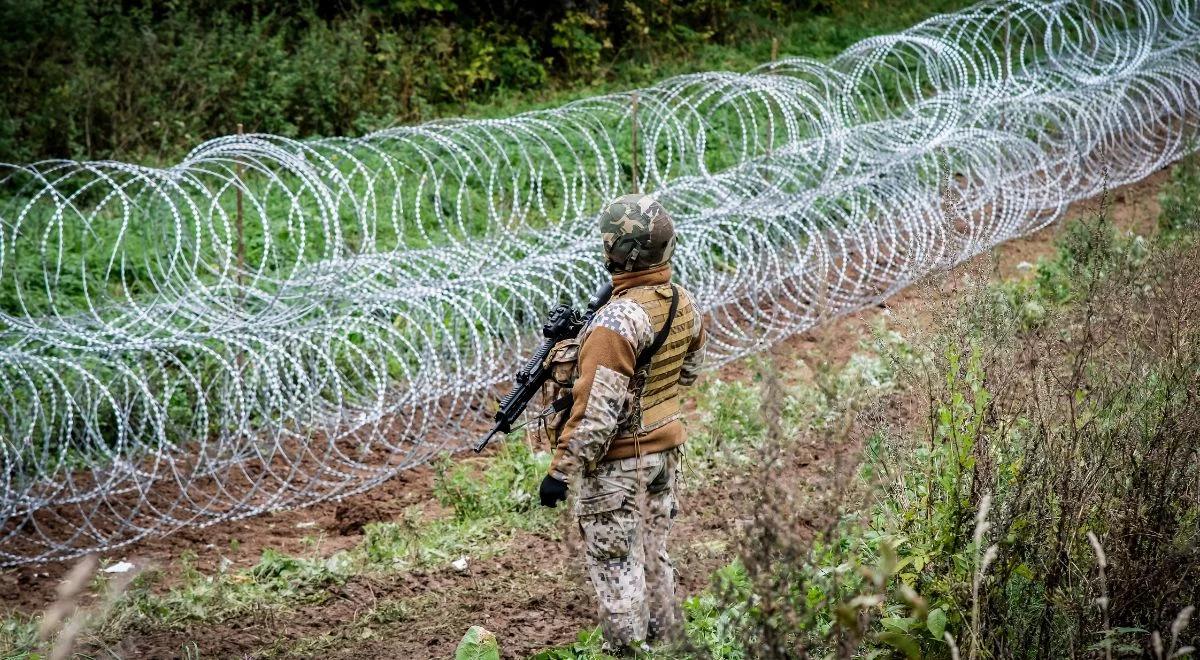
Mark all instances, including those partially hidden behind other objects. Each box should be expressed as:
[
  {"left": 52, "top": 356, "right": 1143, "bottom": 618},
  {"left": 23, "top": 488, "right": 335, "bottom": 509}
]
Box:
[
  {"left": 117, "top": 437, "right": 555, "bottom": 627},
  {"left": 0, "top": 616, "right": 38, "bottom": 657},
  {"left": 0, "top": 303, "right": 915, "bottom": 658},
  {"left": 4, "top": 14, "right": 1198, "bottom": 660},
  {"left": 0, "top": 429, "right": 557, "bottom": 658},
  {"left": 11, "top": 156, "right": 1198, "bottom": 657}
]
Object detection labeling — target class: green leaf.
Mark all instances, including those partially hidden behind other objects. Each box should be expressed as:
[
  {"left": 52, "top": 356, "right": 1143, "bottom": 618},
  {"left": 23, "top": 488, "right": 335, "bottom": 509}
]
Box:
[
  {"left": 877, "top": 631, "right": 922, "bottom": 659},
  {"left": 455, "top": 625, "right": 501, "bottom": 660},
  {"left": 576, "top": 626, "right": 603, "bottom": 645},
  {"left": 882, "top": 616, "right": 918, "bottom": 633},
  {"left": 927, "top": 607, "right": 948, "bottom": 639}
]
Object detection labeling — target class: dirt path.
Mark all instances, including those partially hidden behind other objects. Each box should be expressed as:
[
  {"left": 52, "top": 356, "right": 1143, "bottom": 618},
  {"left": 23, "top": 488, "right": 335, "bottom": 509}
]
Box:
[
  {"left": 1, "top": 168, "right": 1172, "bottom": 658},
  {"left": 98, "top": 416, "right": 850, "bottom": 659}
]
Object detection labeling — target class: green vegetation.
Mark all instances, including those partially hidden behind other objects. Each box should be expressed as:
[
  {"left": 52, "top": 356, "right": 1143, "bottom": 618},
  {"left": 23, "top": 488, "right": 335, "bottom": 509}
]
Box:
[
  {"left": 0, "top": 0, "right": 981, "bottom": 512},
  {"left": 106, "top": 549, "right": 349, "bottom": 628},
  {"left": 0, "top": 431, "right": 559, "bottom": 657},
  {"left": 0, "top": 615, "right": 38, "bottom": 657},
  {"left": 434, "top": 438, "right": 548, "bottom": 521},
  {"left": 537, "top": 156, "right": 1200, "bottom": 659},
  {"left": 0, "top": 298, "right": 913, "bottom": 658},
  {"left": 2, "top": 0, "right": 975, "bottom": 164},
  {"left": 4, "top": 2, "right": 1199, "bottom": 656},
  {"left": 9, "top": 159, "right": 1198, "bottom": 656}
]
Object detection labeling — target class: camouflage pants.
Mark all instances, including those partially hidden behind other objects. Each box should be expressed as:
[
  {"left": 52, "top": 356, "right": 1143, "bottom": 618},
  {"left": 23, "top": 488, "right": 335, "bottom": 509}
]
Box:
[{"left": 575, "top": 447, "right": 682, "bottom": 647}]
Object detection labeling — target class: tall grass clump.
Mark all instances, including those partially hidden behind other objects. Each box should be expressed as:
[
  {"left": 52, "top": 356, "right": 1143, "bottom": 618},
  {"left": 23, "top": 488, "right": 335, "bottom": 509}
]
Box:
[
  {"left": 1160, "top": 148, "right": 1200, "bottom": 236},
  {"left": 433, "top": 437, "right": 549, "bottom": 522},
  {"left": 702, "top": 180, "right": 1200, "bottom": 657}
]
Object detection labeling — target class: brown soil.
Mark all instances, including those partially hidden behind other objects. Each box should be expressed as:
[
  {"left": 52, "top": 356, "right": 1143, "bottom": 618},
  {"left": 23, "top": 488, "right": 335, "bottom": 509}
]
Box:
[
  {"left": 1, "top": 168, "right": 1173, "bottom": 658},
  {"left": 90, "top": 423, "right": 847, "bottom": 660}
]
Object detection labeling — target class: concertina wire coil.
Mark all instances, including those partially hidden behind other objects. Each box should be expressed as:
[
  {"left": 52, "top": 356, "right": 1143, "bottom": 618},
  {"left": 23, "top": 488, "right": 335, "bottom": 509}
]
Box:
[{"left": 0, "top": 0, "right": 1198, "bottom": 565}]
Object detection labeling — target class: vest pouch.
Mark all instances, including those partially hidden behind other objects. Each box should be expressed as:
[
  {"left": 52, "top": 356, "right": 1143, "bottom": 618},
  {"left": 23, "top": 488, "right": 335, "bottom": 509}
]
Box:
[
  {"left": 527, "top": 338, "right": 580, "bottom": 451},
  {"left": 548, "top": 338, "right": 580, "bottom": 388}
]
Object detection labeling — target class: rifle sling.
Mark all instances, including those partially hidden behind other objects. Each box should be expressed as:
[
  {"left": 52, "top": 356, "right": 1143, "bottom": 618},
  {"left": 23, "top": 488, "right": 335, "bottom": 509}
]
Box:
[{"left": 636, "top": 284, "right": 680, "bottom": 371}]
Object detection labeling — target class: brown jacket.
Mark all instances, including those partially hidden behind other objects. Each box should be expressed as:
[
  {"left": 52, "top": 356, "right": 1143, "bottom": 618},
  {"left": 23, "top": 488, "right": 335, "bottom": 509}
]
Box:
[{"left": 549, "top": 265, "right": 706, "bottom": 481}]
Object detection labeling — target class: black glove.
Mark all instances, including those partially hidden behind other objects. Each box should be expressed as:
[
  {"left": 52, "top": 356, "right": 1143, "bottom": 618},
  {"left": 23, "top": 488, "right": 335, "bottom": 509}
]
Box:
[{"left": 539, "top": 474, "right": 568, "bottom": 507}]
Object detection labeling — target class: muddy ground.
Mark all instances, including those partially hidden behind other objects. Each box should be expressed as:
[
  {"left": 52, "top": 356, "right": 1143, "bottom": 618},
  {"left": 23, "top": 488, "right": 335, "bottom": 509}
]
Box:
[{"left": 1, "top": 169, "right": 1171, "bottom": 658}]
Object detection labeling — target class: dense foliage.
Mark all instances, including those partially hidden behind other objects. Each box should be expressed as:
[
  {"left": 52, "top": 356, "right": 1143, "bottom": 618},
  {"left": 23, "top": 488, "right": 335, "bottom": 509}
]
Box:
[{"left": 0, "top": 0, "right": 971, "bottom": 163}]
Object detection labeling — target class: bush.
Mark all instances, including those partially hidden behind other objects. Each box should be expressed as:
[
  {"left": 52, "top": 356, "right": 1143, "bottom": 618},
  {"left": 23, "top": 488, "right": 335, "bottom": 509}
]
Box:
[
  {"left": 686, "top": 378, "right": 766, "bottom": 471},
  {"left": 708, "top": 204, "right": 1200, "bottom": 658},
  {"left": 0, "top": 0, "right": 974, "bottom": 163},
  {"left": 1160, "top": 148, "right": 1200, "bottom": 236}
]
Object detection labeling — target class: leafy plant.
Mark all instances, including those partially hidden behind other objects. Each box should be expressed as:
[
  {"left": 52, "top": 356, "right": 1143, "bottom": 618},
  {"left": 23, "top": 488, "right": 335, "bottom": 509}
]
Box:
[
  {"left": 1160, "top": 147, "right": 1200, "bottom": 236},
  {"left": 0, "top": 0, "right": 976, "bottom": 163},
  {"left": 433, "top": 437, "right": 548, "bottom": 521},
  {"left": 675, "top": 183, "right": 1200, "bottom": 659}
]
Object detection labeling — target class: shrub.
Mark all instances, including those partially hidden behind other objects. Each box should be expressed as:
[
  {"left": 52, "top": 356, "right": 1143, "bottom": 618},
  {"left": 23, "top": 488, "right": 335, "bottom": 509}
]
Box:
[
  {"left": 708, "top": 204, "right": 1200, "bottom": 657},
  {"left": 0, "top": 0, "right": 975, "bottom": 162},
  {"left": 686, "top": 378, "right": 766, "bottom": 471},
  {"left": 1160, "top": 148, "right": 1200, "bottom": 236}
]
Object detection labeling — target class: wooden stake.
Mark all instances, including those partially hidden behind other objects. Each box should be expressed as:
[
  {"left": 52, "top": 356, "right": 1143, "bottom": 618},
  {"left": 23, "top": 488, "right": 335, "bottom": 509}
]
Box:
[
  {"left": 768, "top": 39, "right": 780, "bottom": 161},
  {"left": 630, "top": 93, "right": 640, "bottom": 193},
  {"left": 234, "top": 123, "right": 247, "bottom": 373},
  {"left": 235, "top": 123, "right": 245, "bottom": 285}
]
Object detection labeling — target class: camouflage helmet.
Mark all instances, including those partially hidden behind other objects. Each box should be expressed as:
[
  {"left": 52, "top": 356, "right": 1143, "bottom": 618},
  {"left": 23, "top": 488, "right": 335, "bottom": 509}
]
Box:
[{"left": 598, "top": 193, "right": 677, "bottom": 273}]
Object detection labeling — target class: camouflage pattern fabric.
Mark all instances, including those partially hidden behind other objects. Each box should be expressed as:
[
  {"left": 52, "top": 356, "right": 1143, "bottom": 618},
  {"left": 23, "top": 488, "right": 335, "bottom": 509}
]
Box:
[
  {"left": 599, "top": 194, "right": 677, "bottom": 272},
  {"left": 528, "top": 338, "right": 582, "bottom": 449},
  {"left": 589, "top": 299, "right": 655, "bottom": 354},
  {"left": 555, "top": 363, "right": 631, "bottom": 478},
  {"left": 575, "top": 448, "right": 683, "bottom": 647}
]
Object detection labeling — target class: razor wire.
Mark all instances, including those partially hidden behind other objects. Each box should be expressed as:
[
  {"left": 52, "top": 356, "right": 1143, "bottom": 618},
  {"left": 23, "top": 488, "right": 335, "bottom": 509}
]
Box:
[{"left": 0, "top": 0, "right": 1197, "bottom": 566}]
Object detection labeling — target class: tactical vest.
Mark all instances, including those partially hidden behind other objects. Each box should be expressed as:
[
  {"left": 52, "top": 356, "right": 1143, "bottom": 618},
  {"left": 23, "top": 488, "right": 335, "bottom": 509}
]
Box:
[
  {"left": 532, "top": 283, "right": 696, "bottom": 448},
  {"left": 613, "top": 283, "right": 697, "bottom": 437}
]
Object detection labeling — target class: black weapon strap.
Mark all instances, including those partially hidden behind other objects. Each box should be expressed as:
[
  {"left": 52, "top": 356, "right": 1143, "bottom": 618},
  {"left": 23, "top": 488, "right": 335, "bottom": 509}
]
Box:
[{"left": 635, "top": 284, "right": 680, "bottom": 371}]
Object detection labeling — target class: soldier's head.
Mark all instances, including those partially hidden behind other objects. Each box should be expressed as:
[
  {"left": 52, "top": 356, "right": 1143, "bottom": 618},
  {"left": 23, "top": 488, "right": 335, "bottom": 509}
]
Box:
[{"left": 598, "top": 193, "right": 677, "bottom": 273}]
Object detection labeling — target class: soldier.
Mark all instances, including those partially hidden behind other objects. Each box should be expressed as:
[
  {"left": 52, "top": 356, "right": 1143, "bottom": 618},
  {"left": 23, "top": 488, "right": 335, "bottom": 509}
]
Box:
[{"left": 537, "top": 193, "right": 707, "bottom": 654}]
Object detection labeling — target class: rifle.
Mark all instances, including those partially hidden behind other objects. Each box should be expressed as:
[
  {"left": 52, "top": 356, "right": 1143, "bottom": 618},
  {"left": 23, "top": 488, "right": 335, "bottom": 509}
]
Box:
[{"left": 473, "top": 280, "right": 614, "bottom": 453}]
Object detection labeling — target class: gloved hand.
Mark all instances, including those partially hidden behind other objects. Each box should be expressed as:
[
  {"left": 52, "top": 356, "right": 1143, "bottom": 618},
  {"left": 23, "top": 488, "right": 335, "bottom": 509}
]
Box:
[{"left": 539, "top": 474, "right": 568, "bottom": 507}]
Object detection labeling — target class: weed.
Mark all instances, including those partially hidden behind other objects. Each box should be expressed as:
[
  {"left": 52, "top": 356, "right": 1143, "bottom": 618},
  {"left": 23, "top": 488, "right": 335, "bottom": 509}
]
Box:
[
  {"left": 1160, "top": 147, "right": 1200, "bottom": 236},
  {"left": 433, "top": 438, "right": 549, "bottom": 521},
  {"left": 360, "top": 510, "right": 536, "bottom": 569},
  {"left": 685, "top": 378, "right": 766, "bottom": 473},
  {"left": 0, "top": 614, "right": 38, "bottom": 658},
  {"left": 694, "top": 189, "right": 1200, "bottom": 658}
]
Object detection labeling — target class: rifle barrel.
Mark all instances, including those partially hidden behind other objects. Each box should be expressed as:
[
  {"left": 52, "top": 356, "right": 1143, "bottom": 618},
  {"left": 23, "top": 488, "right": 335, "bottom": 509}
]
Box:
[{"left": 473, "top": 427, "right": 502, "bottom": 453}]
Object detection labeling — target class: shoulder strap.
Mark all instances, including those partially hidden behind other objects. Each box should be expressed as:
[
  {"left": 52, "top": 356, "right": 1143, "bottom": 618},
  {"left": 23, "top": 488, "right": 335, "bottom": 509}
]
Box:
[{"left": 635, "top": 285, "right": 679, "bottom": 371}]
